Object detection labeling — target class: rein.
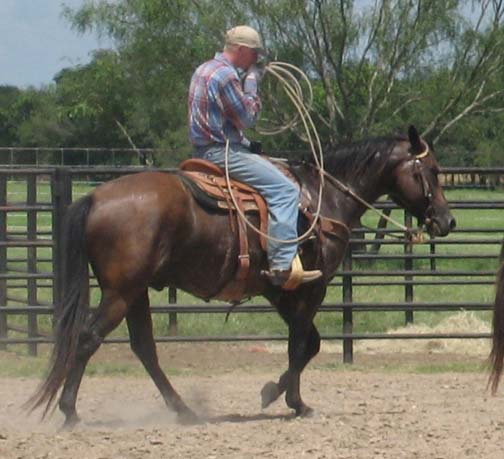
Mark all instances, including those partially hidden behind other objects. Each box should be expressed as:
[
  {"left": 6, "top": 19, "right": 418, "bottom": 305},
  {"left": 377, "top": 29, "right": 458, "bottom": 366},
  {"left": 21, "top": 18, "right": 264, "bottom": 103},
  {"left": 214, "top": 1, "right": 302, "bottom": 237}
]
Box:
[
  {"left": 318, "top": 168, "right": 409, "bottom": 234},
  {"left": 315, "top": 142, "right": 431, "bottom": 244},
  {"left": 224, "top": 60, "right": 431, "bottom": 246}
]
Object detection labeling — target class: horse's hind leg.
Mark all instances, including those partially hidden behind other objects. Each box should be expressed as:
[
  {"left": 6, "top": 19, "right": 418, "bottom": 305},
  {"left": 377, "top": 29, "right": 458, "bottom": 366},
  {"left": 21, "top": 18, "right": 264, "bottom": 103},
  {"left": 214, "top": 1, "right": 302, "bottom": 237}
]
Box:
[
  {"left": 126, "top": 289, "right": 198, "bottom": 424},
  {"left": 58, "top": 291, "right": 129, "bottom": 428},
  {"left": 58, "top": 330, "right": 100, "bottom": 429}
]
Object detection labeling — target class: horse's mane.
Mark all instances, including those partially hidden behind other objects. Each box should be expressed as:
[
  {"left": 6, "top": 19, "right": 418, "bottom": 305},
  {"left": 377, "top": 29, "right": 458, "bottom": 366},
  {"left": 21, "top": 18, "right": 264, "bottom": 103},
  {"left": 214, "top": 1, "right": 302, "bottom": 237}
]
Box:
[{"left": 321, "top": 135, "right": 408, "bottom": 181}]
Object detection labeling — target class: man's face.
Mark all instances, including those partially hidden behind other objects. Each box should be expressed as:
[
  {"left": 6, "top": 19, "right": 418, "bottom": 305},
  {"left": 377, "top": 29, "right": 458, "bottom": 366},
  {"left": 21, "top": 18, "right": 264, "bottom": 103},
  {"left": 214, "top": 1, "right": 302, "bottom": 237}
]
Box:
[{"left": 236, "top": 46, "right": 258, "bottom": 70}]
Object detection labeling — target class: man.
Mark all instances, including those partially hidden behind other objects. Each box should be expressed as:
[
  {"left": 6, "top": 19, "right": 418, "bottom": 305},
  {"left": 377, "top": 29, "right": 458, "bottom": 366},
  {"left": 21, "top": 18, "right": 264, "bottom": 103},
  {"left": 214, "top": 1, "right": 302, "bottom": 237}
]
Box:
[{"left": 188, "top": 25, "right": 321, "bottom": 288}]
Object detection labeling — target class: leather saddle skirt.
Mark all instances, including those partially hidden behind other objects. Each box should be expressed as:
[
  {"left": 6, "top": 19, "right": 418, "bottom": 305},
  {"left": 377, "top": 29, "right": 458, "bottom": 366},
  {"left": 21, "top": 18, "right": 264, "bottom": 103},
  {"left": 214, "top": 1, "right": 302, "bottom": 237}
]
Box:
[{"left": 178, "top": 158, "right": 269, "bottom": 216}]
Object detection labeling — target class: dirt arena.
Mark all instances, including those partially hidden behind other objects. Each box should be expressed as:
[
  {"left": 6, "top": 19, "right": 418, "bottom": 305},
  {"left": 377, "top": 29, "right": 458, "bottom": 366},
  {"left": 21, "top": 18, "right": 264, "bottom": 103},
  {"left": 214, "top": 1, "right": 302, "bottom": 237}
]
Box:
[{"left": 1, "top": 340, "right": 503, "bottom": 459}]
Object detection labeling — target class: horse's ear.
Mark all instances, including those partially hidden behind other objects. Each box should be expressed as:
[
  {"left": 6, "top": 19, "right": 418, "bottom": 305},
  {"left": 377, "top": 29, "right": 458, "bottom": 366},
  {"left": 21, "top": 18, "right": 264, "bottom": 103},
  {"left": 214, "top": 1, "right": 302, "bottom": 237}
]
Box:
[{"left": 408, "top": 125, "right": 423, "bottom": 154}]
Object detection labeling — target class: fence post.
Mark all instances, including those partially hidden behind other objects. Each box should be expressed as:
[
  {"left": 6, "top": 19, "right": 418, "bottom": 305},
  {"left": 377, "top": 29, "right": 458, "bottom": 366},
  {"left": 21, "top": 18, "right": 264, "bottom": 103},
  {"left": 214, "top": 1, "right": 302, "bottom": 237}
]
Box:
[
  {"left": 370, "top": 208, "right": 392, "bottom": 256},
  {"left": 430, "top": 235, "right": 436, "bottom": 272},
  {"left": 342, "top": 242, "right": 353, "bottom": 363},
  {"left": 0, "top": 174, "right": 7, "bottom": 350},
  {"left": 52, "top": 168, "right": 72, "bottom": 321},
  {"left": 27, "top": 174, "right": 39, "bottom": 356},
  {"left": 168, "top": 287, "right": 178, "bottom": 336},
  {"left": 404, "top": 211, "right": 414, "bottom": 324}
]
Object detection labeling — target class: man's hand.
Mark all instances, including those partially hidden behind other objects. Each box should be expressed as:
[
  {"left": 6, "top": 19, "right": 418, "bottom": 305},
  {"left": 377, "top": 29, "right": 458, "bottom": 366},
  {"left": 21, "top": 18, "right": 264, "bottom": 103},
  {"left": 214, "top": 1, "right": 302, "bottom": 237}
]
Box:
[
  {"left": 249, "top": 141, "right": 262, "bottom": 154},
  {"left": 243, "top": 63, "right": 266, "bottom": 94},
  {"left": 248, "top": 63, "right": 266, "bottom": 82}
]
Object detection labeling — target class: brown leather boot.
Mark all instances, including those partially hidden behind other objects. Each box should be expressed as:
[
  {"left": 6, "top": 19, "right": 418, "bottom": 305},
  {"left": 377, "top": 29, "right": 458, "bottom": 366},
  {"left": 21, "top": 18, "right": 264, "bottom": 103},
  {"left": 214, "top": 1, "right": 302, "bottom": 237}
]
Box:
[{"left": 265, "top": 255, "right": 322, "bottom": 290}]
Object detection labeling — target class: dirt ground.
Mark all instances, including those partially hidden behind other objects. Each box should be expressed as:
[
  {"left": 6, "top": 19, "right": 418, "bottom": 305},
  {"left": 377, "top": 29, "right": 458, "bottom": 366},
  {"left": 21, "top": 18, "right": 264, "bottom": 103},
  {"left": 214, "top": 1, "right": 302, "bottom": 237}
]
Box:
[{"left": 1, "top": 343, "right": 503, "bottom": 459}]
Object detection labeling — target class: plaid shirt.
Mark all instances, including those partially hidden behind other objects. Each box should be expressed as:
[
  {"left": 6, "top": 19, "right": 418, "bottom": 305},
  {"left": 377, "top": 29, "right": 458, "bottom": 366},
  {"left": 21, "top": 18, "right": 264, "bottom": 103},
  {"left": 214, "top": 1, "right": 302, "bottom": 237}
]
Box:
[{"left": 188, "top": 53, "right": 261, "bottom": 147}]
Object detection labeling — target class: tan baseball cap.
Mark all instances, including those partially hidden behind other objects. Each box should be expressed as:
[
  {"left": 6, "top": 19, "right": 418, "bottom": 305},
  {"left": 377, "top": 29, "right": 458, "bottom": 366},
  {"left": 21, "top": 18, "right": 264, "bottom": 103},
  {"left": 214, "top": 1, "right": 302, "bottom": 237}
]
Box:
[{"left": 225, "top": 25, "right": 265, "bottom": 54}]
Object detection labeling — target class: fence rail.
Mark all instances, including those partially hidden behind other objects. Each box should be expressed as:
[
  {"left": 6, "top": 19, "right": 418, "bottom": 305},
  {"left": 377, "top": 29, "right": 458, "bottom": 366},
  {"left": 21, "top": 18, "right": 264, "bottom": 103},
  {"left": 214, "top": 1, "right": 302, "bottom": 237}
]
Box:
[
  {"left": 0, "top": 166, "right": 502, "bottom": 362},
  {"left": 1, "top": 147, "right": 503, "bottom": 189}
]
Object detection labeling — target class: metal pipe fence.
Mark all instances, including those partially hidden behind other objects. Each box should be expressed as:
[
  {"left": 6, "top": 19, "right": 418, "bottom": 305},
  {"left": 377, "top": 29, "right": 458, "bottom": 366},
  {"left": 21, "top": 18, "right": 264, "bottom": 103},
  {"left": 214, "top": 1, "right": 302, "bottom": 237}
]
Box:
[
  {"left": 0, "top": 166, "right": 502, "bottom": 362},
  {"left": 1, "top": 147, "right": 503, "bottom": 189}
]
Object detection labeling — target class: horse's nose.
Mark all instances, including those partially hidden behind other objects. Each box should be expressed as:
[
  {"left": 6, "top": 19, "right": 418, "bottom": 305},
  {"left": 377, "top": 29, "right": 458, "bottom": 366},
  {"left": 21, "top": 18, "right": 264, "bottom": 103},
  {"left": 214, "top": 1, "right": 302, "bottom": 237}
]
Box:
[{"left": 449, "top": 216, "right": 456, "bottom": 230}]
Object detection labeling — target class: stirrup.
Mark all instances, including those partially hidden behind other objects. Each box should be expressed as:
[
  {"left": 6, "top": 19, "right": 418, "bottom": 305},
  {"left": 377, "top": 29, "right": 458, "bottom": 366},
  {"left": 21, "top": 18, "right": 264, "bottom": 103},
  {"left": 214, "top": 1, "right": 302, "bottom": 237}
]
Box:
[{"left": 262, "top": 255, "right": 322, "bottom": 291}]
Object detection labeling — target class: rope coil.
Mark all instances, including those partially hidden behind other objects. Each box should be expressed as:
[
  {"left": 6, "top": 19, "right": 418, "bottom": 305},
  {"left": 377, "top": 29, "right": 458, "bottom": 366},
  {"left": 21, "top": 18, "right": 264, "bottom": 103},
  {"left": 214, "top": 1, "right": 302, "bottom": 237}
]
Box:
[
  {"left": 224, "top": 60, "right": 325, "bottom": 244},
  {"left": 224, "top": 61, "right": 424, "bottom": 245}
]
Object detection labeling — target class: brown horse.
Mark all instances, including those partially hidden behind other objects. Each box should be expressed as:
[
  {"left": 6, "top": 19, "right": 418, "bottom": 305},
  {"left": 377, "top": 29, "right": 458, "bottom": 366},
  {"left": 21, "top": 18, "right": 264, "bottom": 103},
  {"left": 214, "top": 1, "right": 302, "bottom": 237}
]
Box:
[
  {"left": 488, "top": 239, "right": 504, "bottom": 393},
  {"left": 29, "top": 125, "right": 455, "bottom": 427}
]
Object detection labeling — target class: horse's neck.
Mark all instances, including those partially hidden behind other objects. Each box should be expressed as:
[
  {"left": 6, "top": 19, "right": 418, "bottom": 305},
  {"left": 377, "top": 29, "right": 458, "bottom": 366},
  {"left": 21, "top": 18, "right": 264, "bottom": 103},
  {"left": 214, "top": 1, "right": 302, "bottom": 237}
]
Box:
[
  {"left": 304, "top": 166, "right": 387, "bottom": 227},
  {"left": 345, "top": 174, "right": 386, "bottom": 219},
  {"left": 291, "top": 167, "right": 386, "bottom": 226}
]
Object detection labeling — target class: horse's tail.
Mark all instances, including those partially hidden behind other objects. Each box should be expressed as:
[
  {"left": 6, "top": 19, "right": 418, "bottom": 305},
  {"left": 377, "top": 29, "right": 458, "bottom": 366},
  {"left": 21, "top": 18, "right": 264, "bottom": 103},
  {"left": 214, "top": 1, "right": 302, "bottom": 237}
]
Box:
[
  {"left": 26, "top": 194, "right": 93, "bottom": 416},
  {"left": 489, "top": 257, "right": 504, "bottom": 394}
]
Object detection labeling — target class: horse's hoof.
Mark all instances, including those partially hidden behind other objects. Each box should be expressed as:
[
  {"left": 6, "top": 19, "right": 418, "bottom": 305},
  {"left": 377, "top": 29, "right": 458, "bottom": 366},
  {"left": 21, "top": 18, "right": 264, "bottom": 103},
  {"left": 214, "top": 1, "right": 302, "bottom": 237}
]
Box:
[
  {"left": 295, "top": 404, "right": 314, "bottom": 418},
  {"left": 261, "top": 381, "right": 280, "bottom": 409},
  {"left": 61, "top": 414, "right": 80, "bottom": 431},
  {"left": 177, "top": 409, "right": 202, "bottom": 426}
]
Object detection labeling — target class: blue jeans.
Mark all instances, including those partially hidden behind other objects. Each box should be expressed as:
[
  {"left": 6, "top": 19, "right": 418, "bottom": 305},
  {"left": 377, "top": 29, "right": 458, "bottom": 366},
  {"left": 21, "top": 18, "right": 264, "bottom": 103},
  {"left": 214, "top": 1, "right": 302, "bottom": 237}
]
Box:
[{"left": 194, "top": 144, "right": 299, "bottom": 270}]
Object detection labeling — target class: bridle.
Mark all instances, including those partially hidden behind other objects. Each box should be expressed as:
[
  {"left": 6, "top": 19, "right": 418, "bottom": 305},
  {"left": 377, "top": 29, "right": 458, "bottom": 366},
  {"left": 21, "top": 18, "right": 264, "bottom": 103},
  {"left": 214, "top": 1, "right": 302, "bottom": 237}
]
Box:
[
  {"left": 320, "top": 140, "right": 435, "bottom": 244},
  {"left": 411, "top": 141, "right": 434, "bottom": 206},
  {"left": 320, "top": 140, "right": 434, "bottom": 218}
]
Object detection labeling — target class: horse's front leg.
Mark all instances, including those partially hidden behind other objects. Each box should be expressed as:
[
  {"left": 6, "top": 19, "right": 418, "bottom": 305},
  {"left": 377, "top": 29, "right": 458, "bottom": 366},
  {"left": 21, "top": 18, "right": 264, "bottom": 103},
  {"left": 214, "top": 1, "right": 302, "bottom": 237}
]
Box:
[
  {"left": 286, "top": 322, "right": 321, "bottom": 416},
  {"left": 262, "top": 287, "right": 325, "bottom": 416},
  {"left": 272, "top": 322, "right": 320, "bottom": 416}
]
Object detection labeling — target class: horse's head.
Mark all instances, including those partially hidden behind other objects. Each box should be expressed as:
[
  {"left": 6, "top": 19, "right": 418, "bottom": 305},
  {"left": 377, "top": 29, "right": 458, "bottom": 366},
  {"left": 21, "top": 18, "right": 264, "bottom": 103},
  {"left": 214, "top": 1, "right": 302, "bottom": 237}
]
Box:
[{"left": 387, "top": 125, "right": 455, "bottom": 237}]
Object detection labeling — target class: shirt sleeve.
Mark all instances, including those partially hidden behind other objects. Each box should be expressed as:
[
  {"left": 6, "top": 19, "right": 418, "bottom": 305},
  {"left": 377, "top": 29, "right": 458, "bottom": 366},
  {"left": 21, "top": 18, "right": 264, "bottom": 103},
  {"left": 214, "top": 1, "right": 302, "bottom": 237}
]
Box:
[{"left": 219, "top": 76, "right": 262, "bottom": 130}]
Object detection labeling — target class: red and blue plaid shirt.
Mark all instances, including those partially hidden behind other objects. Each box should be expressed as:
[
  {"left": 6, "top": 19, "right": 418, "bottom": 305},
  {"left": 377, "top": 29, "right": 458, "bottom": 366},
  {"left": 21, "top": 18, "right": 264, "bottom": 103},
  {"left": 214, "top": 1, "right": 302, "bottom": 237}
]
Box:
[{"left": 188, "top": 53, "right": 261, "bottom": 148}]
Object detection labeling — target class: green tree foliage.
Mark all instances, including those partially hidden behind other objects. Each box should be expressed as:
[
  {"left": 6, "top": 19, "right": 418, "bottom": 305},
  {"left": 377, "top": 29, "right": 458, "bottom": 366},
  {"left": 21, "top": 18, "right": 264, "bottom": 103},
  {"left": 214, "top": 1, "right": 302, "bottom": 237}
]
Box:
[
  {"left": 54, "top": 49, "right": 132, "bottom": 147},
  {"left": 2, "top": 0, "right": 504, "bottom": 167},
  {"left": 0, "top": 85, "right": 69, "bottom": 147},
  {"left": 61, "top": 0, "right": 230, "bottom": 164},
  {"left": 0, "top": 85, "right": 22, "bottom": 145}
]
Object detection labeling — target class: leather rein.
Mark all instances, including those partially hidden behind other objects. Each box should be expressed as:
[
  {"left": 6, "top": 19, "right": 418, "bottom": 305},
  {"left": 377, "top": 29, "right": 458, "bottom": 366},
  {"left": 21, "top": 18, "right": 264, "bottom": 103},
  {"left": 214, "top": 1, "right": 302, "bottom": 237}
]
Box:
[{"left": 313, "top": 142, "right": 432, "bottom": 244}]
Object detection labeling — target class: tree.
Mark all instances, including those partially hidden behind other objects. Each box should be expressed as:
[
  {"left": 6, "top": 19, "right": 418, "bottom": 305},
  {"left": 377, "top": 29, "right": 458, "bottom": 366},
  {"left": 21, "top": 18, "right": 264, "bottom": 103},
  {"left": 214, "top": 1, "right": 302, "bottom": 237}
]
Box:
[
  {"left": 16, "top": 87, "right": 74, "bottom": 148},
  {"left": 53, "top": 49, "right": 134, "bottom": 148},
  {"left": 63, "top": 1, "right": 504, "bottom": 153},
  {"left": 0, "top": 85, "right": 22, "bottom": 145},
  {"left": 62, "top": 0, "right": 231, "bottom": 164},
  {"left": 245, "top": 0, "right": 504, "bottom": 147}
]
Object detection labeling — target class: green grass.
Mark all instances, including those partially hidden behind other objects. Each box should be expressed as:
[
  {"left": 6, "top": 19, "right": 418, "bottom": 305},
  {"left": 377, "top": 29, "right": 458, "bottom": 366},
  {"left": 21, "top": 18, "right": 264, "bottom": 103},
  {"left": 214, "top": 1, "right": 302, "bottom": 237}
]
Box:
[
  {"left": 411, "top": 361, "right": 486, "bottom": 374},
  {"left": 0, "top": 354, "right": 166, "bottom": 378},
  {"left": 2, "top": 179, "right": 503, "bottom": 343},
  {"left": 317, "top": 360, "right": 486, "bottom": 374},
  {"left": 0, "top": 347, "right": 485, "bottom": 378}
]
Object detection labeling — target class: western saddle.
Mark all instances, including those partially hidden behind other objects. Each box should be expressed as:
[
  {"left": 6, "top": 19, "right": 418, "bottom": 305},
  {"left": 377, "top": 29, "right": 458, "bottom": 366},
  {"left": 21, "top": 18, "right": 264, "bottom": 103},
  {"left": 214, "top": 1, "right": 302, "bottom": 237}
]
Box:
[
  {"left": 179, "top": 158, "right": 269, "bottom": 282},
  {"left": 178, "top": 158, "right": 348, "bottom": 293}
]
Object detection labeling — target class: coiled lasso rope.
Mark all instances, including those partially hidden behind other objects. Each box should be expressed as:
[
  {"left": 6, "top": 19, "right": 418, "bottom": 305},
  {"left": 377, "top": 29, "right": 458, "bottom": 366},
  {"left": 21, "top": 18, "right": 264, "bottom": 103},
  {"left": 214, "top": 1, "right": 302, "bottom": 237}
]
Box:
[
  {"left": 224, "top": 61, "right": 325, "bottom": 244},
  {"left": 224, "top": 61, "right": 420, "bottom": 244}
]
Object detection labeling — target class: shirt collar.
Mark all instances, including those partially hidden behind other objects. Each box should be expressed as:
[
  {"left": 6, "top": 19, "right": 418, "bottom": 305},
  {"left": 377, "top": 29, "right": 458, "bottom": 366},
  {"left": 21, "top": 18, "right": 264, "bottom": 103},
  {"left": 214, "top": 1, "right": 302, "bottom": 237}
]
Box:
[
  {"left": 214, "top": 52, "right": 244, "bottom": 79},
  {"left": 214, "top": 52, "right": 233, "bottom": 66}
]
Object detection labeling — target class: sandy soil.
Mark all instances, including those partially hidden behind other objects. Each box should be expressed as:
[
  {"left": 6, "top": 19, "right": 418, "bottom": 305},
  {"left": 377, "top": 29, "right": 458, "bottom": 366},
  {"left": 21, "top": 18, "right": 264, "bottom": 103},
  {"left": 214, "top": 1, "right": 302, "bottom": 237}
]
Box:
[{"left": 0, "top": 342, "right": 503, "bottom": 459}]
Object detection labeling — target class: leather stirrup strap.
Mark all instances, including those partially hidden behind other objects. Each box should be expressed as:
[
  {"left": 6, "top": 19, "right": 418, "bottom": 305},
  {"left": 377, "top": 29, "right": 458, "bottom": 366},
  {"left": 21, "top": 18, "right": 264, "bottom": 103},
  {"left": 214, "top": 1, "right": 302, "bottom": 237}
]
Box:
[
  {"left": 252, "top": 193, "right": 268, "bottom": 251},
  {"left": 233, "top": 190, "right": 250, "bottom": 282}
]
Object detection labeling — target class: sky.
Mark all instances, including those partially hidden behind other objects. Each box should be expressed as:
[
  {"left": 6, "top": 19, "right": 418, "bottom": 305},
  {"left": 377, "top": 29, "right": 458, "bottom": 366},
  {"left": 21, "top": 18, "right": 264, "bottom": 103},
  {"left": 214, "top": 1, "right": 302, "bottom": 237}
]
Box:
[
  {"left": 0, "top": 0, "right": 112, "bottom": 88},
  {"left": 0, "top": 0, "right": 483, "bottom": 89}
]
